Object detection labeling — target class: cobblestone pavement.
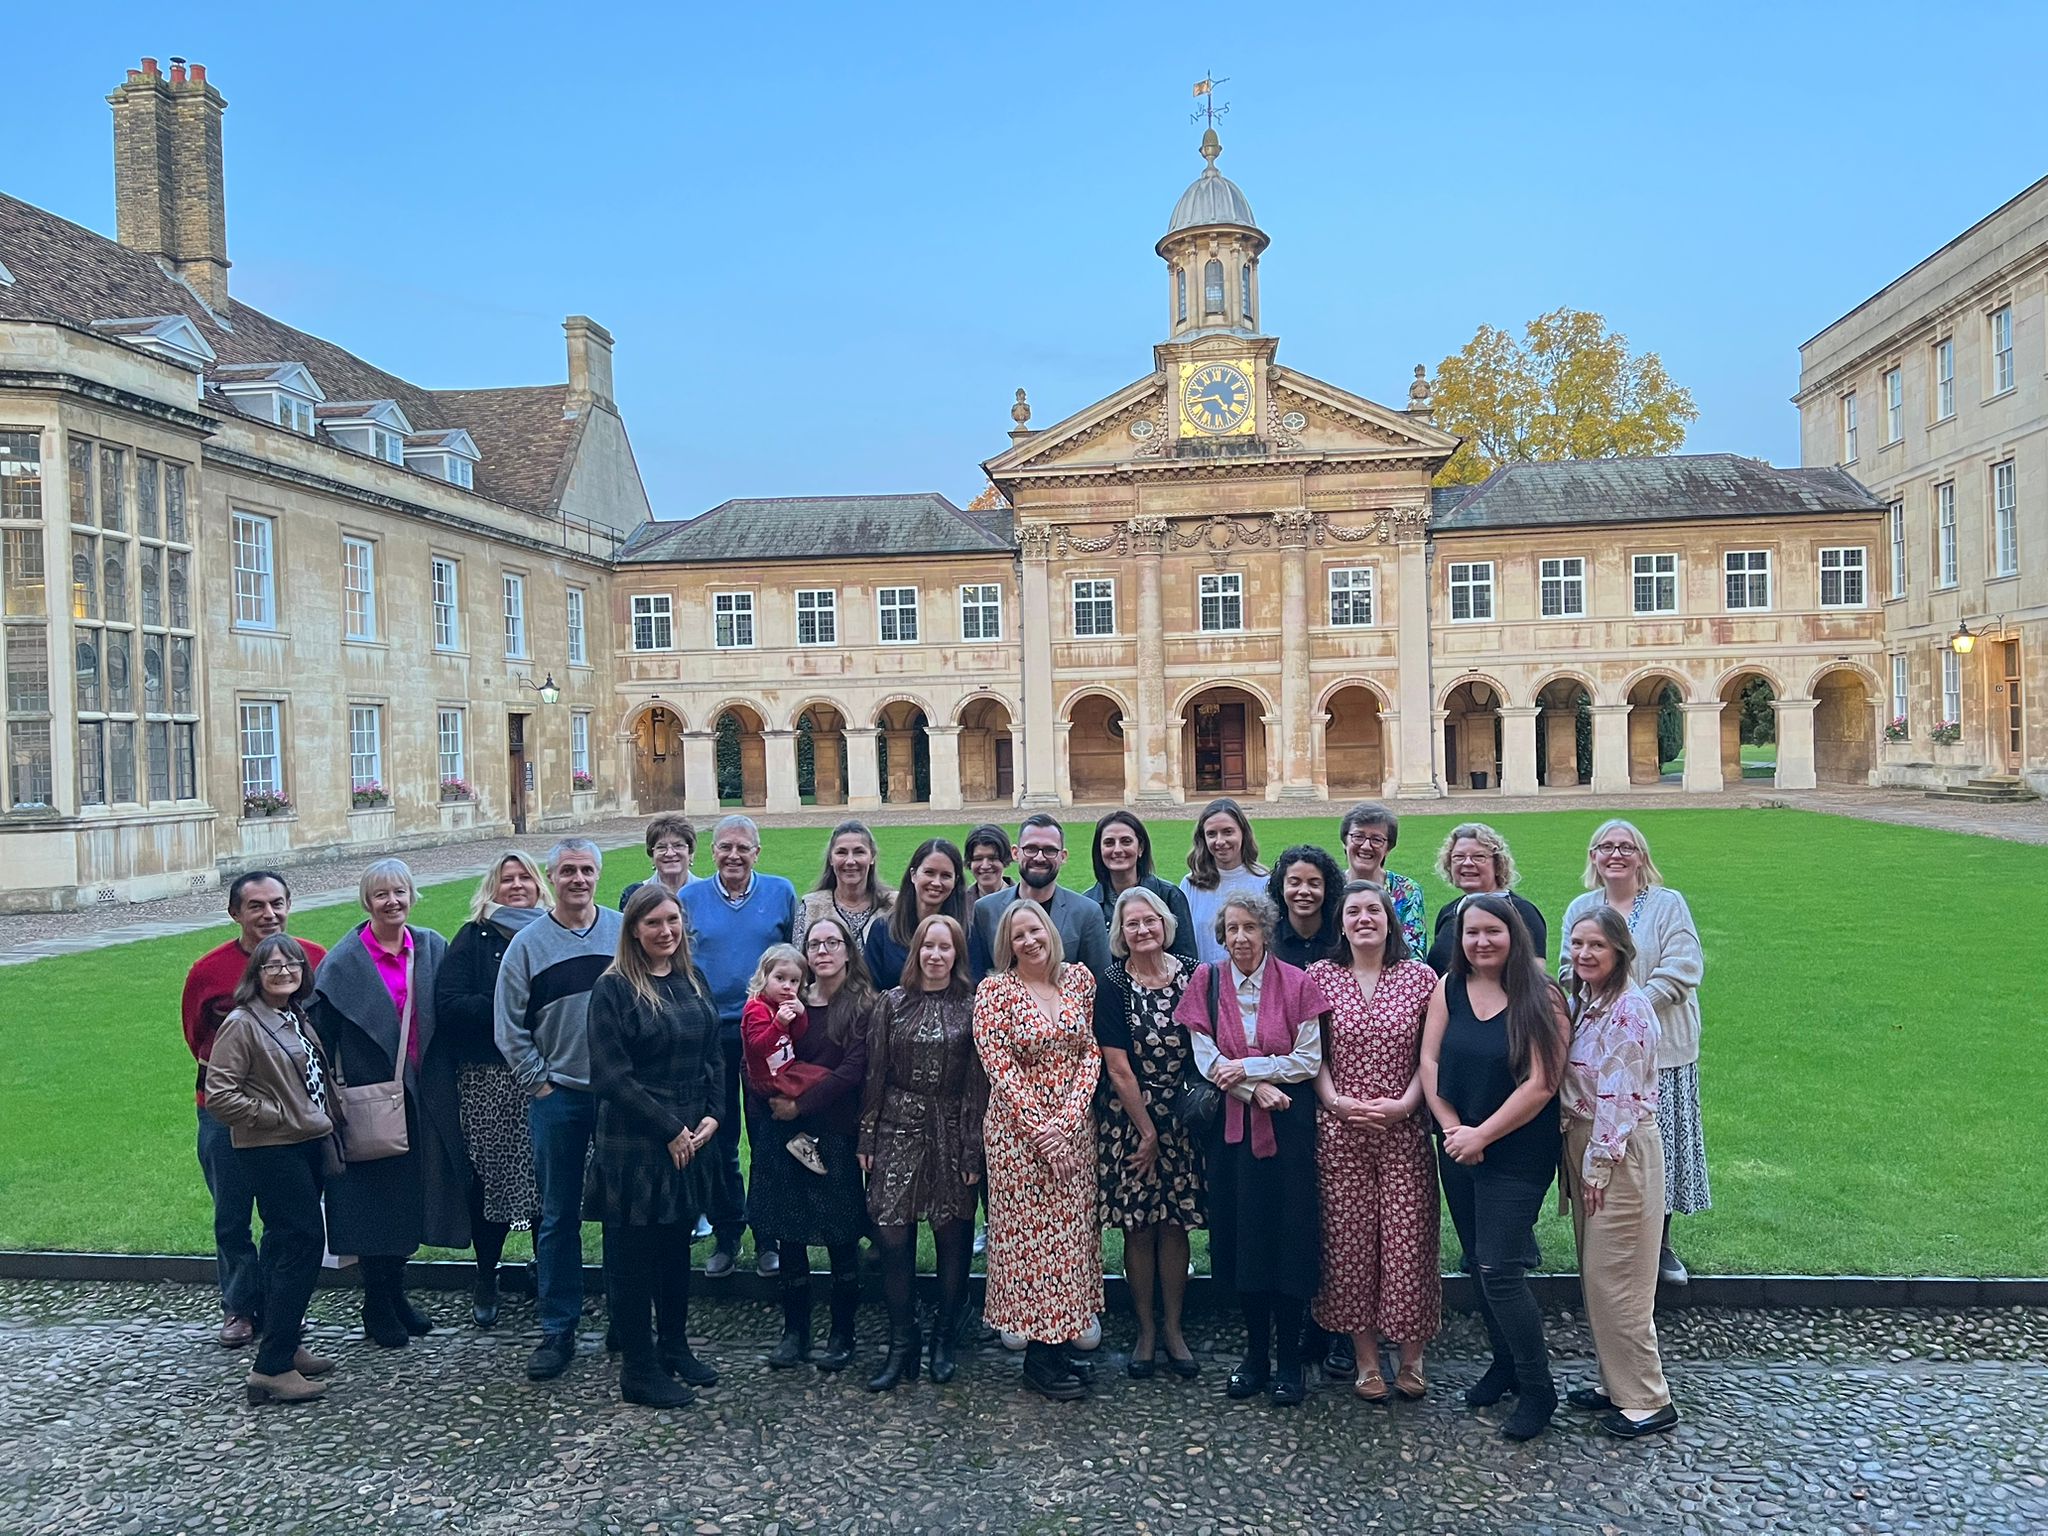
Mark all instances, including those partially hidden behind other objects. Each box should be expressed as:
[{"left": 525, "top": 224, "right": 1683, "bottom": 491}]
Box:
[{"left": 2, "top": 1281, "right": 2043, "bottom": 1534}]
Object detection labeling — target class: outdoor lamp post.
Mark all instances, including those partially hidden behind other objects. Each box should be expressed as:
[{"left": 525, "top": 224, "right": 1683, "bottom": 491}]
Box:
[{"left": 517, "top": 671, "right": 562, "bottom": 705}]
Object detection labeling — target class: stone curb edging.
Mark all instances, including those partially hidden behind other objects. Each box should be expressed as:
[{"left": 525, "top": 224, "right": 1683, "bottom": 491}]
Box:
[{"left": 3, "top": 1251, "right": 2043, "bottom": 1311}]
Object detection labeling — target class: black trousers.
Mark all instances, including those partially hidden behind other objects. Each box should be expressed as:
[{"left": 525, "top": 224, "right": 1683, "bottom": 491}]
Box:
[
  {"left": 1439, "top": 1151, "right": 1552, "bottom": 1385},
  {"left": 236, "top": 1139, "right": 327, "bottom": 1376},
  {"left": 706, "top": 1034, "right": 751, "bottom": 1247},
  {"left": 604, "top": 1221, "right": 693, "bottom": 1364}
]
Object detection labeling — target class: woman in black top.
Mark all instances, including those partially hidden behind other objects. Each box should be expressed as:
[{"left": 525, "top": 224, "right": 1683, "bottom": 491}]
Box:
[
  {"left": 1425, "top": 823, "right": 1549, "bottom": 975},
  {"left": 585, "top": 884, "right": 723, "bottom": 1409},
  {"left": 433, "top": 850, "right": 551, "bottom": 1327},
  {"left": 1267, "top": 844, "right": 1345, "bottom": 972},
  {"left": 863, "top": 837, "right": 968, "bottom": 990},
  {"left": 1084, "top": 811, "right": 1199, "bottom": 968},
  {"left": 1420, "top": 892, "right": 1570, "bottom": 1442}
]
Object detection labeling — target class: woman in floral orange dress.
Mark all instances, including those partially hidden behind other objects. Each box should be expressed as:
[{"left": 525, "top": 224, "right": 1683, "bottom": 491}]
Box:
[
  {"left": 974, "top": 901, "right": 1103, "bottom": 1401},
  {"left": 1306, "top": 880, "right": 1441, "bottom": 1403}
]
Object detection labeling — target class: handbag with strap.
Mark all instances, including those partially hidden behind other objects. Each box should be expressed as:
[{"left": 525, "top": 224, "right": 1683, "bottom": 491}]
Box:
[
  {"left": 332, "top": 948, "right": 414, "bottom": 1163},
  {"left": 1173, "top": 963, "right": 1225, "bottom": 1134}
]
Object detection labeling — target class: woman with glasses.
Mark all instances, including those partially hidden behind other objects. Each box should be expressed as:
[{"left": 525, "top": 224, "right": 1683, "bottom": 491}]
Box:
[
  {"left": 620, "top": 816, "right": 697, "bottom": 908},
  {"left": 204, "top": 935, "right": 338, "bottom": 1405},
  {"left": 750, "top": 912, "right": 875, "bottom": 1374},
  {"left": 1425, "top": 823, "right": 1548, "bottom": 976},
  {"left": 1560, "top": 819, "right": 1707, "bottom": 1285},
  {"left": 794, "top": 820, "right": 894, "bottom": 952},
  {"left": 1338, "top": 802, "right": 1425, "bottom": 957}
]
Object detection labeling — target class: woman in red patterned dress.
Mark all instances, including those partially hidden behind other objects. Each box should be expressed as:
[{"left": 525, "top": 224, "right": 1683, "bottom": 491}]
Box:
[
  {"left": 974, "top": 901, "right": 1103, "bottom": 1401},
  {"left": 1307, "top": 880, "right": 1441, "bottom": 1403}
]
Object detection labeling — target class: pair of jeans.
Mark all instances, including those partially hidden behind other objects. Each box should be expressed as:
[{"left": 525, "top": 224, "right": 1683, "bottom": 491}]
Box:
[
  {"left": 1439, "top": 1151, "right": 1552, "bottom": 1390},
  {"left": 528, "top": 1086, "right": 597, "bottom": 1336},
  {"left": 706, "top": 1030, "right": 750, "bottom": 1248},
  {"left": 236, "top": 1140, "right": 326, "bottom": 1376},
  {"left": 198, "top": 1104, "right": 263, "bottom": 1319}
]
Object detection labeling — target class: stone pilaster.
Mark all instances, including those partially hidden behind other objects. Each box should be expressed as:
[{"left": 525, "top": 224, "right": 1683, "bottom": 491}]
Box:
[
  {"left": 1131, "top": 517, "right": 1173, "bottom": 804},
  {"left": 1680, "top": 703, "right": 1725, "bottom": 793},
  {"left": 1772, "top": 698, "right": 1819, "bottom": 790},
  {"left": 1275, "top": 511, "right": 1317, "bottom": 798},
  {"left": 681, "top": 730, "right": 719, "bottom": 818},
  {"left": 1018, "top": 523, "right": 1060, "bottom": 806},
  {"left": 927, "top": 724, "right": 964, "bottom": 811},
  {"left": 762, "top": 729, "right": 800, "bottom": 813},
  {"left": 1500, "top": 706, "right": 1540, "bottom": 796}
]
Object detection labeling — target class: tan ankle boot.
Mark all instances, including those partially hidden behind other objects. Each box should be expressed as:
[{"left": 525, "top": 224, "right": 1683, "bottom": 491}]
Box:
[
  {"left": 245, "top": 1369, "right": 328, "bottom": 1405},
  {"left": 292, "top": 1346, "right": 336, "bottom": 1379}
]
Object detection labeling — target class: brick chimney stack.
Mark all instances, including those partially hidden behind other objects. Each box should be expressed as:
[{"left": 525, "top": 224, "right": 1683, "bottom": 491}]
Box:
[
  {"left": 107, "top": 57, "right": 231, "bottom": 311},
  {"left": 564, "top": 316, "right": 616, "bottom": 410}
]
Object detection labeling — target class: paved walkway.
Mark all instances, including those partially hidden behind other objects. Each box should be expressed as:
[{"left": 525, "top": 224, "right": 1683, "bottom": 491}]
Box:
[
  {"left": 3, "top": 788, "right": 2042, "bottom": 967},
  {"left": 0, "top": 1280, "right": 2042, "bottom": 1534}
]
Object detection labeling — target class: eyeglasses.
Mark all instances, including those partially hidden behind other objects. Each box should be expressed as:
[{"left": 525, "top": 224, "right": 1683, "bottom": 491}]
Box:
[
  {"left": 806, "top": 937, "right": 846, "bottom": 952},
  {"left": 1019, "top": 844, "right": 1062, "bottom": 858},
  {"left": 260, "top": 963, "right": 303, "bottom": 976},
  {"left": 1346, "top": 833, "right": 1390, "bottom": 849},
  {"left": 713, "top": 842, "right": 757, "bottom": 856},
  {"left": 1593, "top": 842, "right": 1641, "bottom": 856},
  {"left": 652, "top": 842, "right": 692, "bottom": 856}
]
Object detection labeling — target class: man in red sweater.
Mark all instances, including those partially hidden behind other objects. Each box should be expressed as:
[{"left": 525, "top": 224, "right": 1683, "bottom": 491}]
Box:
[{"left": 181, "top": 870, "right": 328, "bottom": 1347}]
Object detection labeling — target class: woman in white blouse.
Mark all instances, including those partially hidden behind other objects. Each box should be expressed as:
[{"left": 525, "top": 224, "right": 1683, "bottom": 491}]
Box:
[
  {"left": 1559, "top": 819, "right": 1707, "bottom": 1286},
  {"left": 1174, "top": 890, "right": 1329, "bottom": 1407}
]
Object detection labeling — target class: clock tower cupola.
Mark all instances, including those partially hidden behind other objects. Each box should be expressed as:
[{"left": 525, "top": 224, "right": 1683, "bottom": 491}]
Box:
[{"left": 1156, "top": 127, "right": 1269, "bottom": 342}]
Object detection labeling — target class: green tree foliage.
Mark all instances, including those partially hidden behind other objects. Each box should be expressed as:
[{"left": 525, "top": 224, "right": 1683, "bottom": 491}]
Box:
[{"left": 1432, "top": 308, "right": 1699, "bottom": 486}]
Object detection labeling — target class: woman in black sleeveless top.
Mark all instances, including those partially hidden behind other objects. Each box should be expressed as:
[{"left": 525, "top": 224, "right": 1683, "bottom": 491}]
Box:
[{"left": 1421, "top": 892, "right": 1569, "bottom": 1442}]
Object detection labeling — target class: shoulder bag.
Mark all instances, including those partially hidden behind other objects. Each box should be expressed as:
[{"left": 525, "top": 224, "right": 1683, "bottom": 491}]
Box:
[
  {"left": 1173, "top": 963, "right": 1224, "bottom": 1134},
  {"left": 333, "top": 949, "right": 414, "bottom": 1163}
]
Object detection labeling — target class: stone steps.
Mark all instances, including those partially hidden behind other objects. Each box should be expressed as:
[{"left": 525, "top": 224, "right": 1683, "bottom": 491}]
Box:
[{"left": 1925, "top": 775, "right": 2040, "bottom": 804}]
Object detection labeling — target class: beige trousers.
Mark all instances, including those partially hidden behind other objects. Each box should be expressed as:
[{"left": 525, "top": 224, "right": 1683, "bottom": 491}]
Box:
[{"left": 1564, "top": 1117, "right": 1671, "bottom": 1412}]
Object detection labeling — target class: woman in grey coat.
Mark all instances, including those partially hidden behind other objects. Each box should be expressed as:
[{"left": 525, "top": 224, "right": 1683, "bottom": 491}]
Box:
[{"left": 312, "top": 858, "right": 467, "bottom": 1346}]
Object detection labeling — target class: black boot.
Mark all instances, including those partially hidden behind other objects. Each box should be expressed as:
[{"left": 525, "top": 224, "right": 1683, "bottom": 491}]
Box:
[
  {"left": 766, "top": 1281, "right": 812, "bottom": 1369},
  {"left": 360, "top": 1263, "right": 408, "bottom": 1349},
  {"left": 471, "top": 1266, "right": 500, "bottom": 1329},
  {"left": 866, "top": 1324, "right": 920, "bottom": 1393},
  {"left": 1464, "top": 1284, "right": 1519, "bottom": 1407},
  {"left": 620, "top": 1352, "right": 695, "bottom": 1408},
  {"left": 1484, "top": 1268, "right": 1556, "bottom": 1441},
  {"left": 1022, "top": 1339, "right": 1085, "bottom": 1401},
  {"left": 927, "top": 1304, "right": 960, "bottom": 1384},
  {"left": 816, "top": 1277, "right": 861, "bottom": 1372},
  {"left": 392, "top": 1289, "right": 435, "bottom": 1338}
]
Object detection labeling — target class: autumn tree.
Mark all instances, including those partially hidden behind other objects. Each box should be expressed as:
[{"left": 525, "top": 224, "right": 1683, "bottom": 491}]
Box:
[
  {"left": 1430, "top": 308, "right": 1698, "bottom": 485},
  {"left": 966, "top": 482, "right": 1007, "bottom": 511}
]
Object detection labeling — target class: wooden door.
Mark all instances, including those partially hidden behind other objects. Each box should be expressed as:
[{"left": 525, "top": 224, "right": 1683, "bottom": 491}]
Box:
[
  {"left": 507, "top": 713, "right": 528, "bottom": 834},
  {"left": 1219, "top": 703, "right": 1247, "bottom": 792},
  {"left": 995, "top": 736, "right": 1014, "bottom": 799},
  {"left": 2003, "top": 639, "right": 2024, "bottom": 774}
]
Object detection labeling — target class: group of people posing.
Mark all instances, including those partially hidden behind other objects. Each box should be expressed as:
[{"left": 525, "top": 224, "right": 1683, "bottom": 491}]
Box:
[{"left": 186, "top": 797, "right": 1707, "bottom": 1442}]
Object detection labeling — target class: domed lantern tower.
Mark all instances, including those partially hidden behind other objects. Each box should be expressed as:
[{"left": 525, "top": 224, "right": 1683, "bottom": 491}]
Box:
[{"left": 1156, "top": 127, "right": 1269, "bottom": 340}]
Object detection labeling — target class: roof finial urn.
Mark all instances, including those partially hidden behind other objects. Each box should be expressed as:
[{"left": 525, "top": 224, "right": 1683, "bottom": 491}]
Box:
[
  {"left": 1008, "top": 387, "right": 1036, "bottom": 442},
  {"left": 1199, "top": 126, "right": 1223, "bottom": 168},
  {"left": 1407, "top": 364, "right": 1434, "bottom": 418}
]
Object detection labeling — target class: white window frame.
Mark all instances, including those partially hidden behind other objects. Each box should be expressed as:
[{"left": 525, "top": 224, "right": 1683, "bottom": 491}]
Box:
[
  {"left": 1992, "top": 459, "right": 2018, "bottom": 578},
  {"left": 570, "top": 711, "right": 591, "bottom": 778},
  {"left": 502, "top": 572, "right": 528, "bottom": 658},
  {"left": 1935, "top": 338, "right": 1955, "bottom": 420},
  {"left": 437, "top": 706, "right": 466, "bottom": 785},
  {"left": 1632, "top": 552, "right": 1679, "bottom": 615},
  {"left": 959, "top": 582, "right": 1002, "bottom": 642},
  {"left": 713, "top": 590, "right": 756, "bottom": 649},
  {"left": 1071, "top": 578, "right": 1115, "bottom": 637},
  {"left": 1990, "top": 305, "right": 2014, "bottom": 395},
  {"left": 238, "top": 701, "right": 281, "bottom": 800},
  {"left": 1884, "top": 367, "right": 1902, "bottom": 444},
  {"left": 1890, "top": 653, "right": 1909, "bottom": 726},
  {"left": 1724, "top": 549, "right": 1772, "bottom": 611},
  {"left": 230, "top": 511, "right": 275, "bottom": 630},
  {"left": 630, "top": 593, "right": 673, "bottom": 651},
  {"left": 794, "top": 588, "right": 837, "bottom": 646},
  {"left": 877, "top": 586, "right": 920, "bottom": 644},
  {"left": 272, "top": 394, "right": 314, "bottom": 436},
  {"left": 1841, "top": 391, "right": 1858, "bottom": 462},
  {"left": 1198, "top": 571, "right": 1245, "bottom": 632},
  {"left": 1447, "top": 561, "right": 1495, "bottom": 622},
  {"left": 1888, "top": 501, "right": 1906, "bottom": 599},
  {"left": 374, "top": 428, "right": 404, "bottom": 466},
  {"left": 1940, "top": 647, "right": 1961, "bottom": 726},
  {"left": 431, "top": 556, "right": 461, "bottom": 651},
  {"left": 348, "top": 704, "right": 383, "bottom": 791},
  {"left": 1536, "top": 557, "right": 1583, "bottom": 619},
  {"left": 342, "top": 535, "right": 377, "bottom": 642},
  {"left": 1328, "top": 566, "right": 1375, "bottom": 626},
  {"left": 565, "top": 586, "right": 587, "bottom": 666},
  {"left": 1818, "top": 546, "right": 1867, "bottom": 608},
  {"left": 1935, "top": 482, "right": 1958, "bottom": 589}
]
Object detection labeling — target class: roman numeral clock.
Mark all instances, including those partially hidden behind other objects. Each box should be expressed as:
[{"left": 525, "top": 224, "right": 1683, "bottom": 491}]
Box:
[{"left": 1178, "top": 359, "right": 1258, "bottom": 437}]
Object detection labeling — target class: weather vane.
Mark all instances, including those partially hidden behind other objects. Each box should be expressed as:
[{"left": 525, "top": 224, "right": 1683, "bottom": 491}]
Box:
[{"left": 1191, "top": 73, "right": 1230, "bottom": 128}]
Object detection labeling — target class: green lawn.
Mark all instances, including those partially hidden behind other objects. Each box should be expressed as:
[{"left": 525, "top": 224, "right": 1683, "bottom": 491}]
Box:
[{"left": 2, "top": 808, "right": 2042, "bottom": 1277}]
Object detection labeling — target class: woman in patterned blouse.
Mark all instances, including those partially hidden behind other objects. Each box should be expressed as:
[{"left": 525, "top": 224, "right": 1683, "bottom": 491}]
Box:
[
  {"left": 1339, "top": 802, "right": 1426, "bottom": 958},
  {"left": 1560, "top": 905, "right": 1678, "bottom": 1439}
]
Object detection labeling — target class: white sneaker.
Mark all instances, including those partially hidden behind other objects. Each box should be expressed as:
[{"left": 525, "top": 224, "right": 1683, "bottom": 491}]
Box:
[
  {"left": 692, "top": 1215, "right": 713, "bottom": 1240},
  {"left": 786, "top": 1133, "right": 827, "bottom": 1176}
]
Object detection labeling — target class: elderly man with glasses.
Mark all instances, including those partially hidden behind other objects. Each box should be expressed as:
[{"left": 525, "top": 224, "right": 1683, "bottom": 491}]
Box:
[
  {"left": 680, "top": 814, "right": 800, "bottom": 1279},
  {"left": 967, "top": 814, "right": 1112, "bottom": 984}
]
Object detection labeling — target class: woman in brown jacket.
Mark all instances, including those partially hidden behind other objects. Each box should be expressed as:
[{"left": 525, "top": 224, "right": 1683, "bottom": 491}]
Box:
[{"left": 204, "top": 934, "right": 340, "bottom": 1406}]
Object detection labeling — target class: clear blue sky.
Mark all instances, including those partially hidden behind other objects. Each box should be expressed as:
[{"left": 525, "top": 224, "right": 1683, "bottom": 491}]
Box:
[{"left": 14, "top": 2, "right": 2047, "bottom": 517}]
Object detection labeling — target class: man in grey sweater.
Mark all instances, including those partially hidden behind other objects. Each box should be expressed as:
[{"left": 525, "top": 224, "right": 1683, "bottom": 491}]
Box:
[{"left": 494, "top": 838, "right": 623, "bottom": 1382}]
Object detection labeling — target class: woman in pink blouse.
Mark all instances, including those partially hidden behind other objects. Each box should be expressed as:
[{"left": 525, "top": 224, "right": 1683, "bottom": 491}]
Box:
[{"left": 1561, "top": 905, "right": 1677, "bottom": 1439}]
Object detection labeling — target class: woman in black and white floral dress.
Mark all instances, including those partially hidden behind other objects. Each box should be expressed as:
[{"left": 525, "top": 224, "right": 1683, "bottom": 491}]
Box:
[{"left": 1094, "top": 886, "right": 1205, "bottom": 1379}]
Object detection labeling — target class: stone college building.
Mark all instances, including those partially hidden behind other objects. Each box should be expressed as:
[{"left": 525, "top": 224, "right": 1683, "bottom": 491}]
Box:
[{"left": 3, "top": 59, "right": 2031, "bottom": 910}]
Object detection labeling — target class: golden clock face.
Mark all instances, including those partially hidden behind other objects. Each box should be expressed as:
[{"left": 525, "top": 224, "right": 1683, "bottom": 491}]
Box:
[{"left": 1179, "top": 360, "right": 1256, "bottom": 436}]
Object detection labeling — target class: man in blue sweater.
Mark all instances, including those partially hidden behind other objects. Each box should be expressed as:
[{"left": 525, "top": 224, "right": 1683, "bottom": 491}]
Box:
[
  {"left": 680, "top": 814, "right": 798, "bottom": 1279},
  {"left": 494, "top": 839, "right": 623, "bottom": 1382}
]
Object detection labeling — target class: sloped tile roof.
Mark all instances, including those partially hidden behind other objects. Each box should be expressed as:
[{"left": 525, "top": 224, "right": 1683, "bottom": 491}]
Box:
[
  {"left": 619, "top": 493, "right": 1015, "bottom": 564},
  {"left": 0, "top": 191, "right": 581, "bottom": 515},
  {"left": 1429, "top": 454, "right": 1883, "bottom": 531}
]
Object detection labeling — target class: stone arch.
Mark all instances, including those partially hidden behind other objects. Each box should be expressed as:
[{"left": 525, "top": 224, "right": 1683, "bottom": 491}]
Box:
[
  {"left": 1179, "top": 683, "right": 1272, "bottom": 798},
  {"left": 1441, "top": 677, "right": 1503, "bottom": 792},
  {"left": 711, "top": 700, "right": 770, "bottom": 808},
  {"left": 1060, "top": 683, "right": 1135, "bottom": 723},
  {"left": 1716, "top": 668, "right": 1780, "bottom": 784},
  {"left": 1066, "top": 691, "right": 1127, "bottom": 802},
  {"left": 956, "top": 694, "right": 1016, "bottom": 804},
  {"left": 867, "top": 691, "right": 939, "bottom": 730},
  {"left": 1435, "top": 670, "right": 1513, "bottom": 712},
  {"left": 1618, "top": 664, "right": 1702, "bottom": 706},
  {"left": 1710, "top": 662, "right": 1786, "bottom": 702},
  {"left": 1322, "top": 683, "right": 1386, "bottom": 798},
  {"left": 1314, "top": 674, "right": 1392, "bottom": 715},
  {"left": 1170, "top": 674, "right": 1279, "bottom": 725},
  {"left": 1801, "top": 659, "right": 1886, "bottom": 702},
  {"left": 786, "top": 697, "right": 853, "bottom": 807},
  {"left": 1810, "top": 663, "right": 1879, "bottom": 786},
  {"left": 1531, "top": 673, "right": 1595, "bottom": 788},
  {"left": 874, "top": 698, "right": 931, "bottom": 805},
  {"left": 1528, "top": 669, "right": 1602, "bottom": 709},
  {"left": 1624, "top": 670, "right": 1689, "bottom": 785},
  {"left": 628, "top": 701, "right": 689, "bottom": 812}
]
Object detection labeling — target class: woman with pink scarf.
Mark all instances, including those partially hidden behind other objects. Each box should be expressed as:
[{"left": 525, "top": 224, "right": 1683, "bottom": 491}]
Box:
[{"left": 1177, "top": 889, "right": 1330, "bottom": 1408}]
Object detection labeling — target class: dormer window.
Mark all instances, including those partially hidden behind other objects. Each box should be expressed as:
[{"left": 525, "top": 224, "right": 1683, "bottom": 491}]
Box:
[
  {"left": 1204, "top": 260, "right": 1225, "bottom": 315},
  {"left": 402, "top": 429, "right": 480, "bottom": 489},
  {"left": 91, "top": 315, "right": 217, "bottom": 374},
  {"left": 274, "top": 396, "right": 314, "bottom": 435},
  {"left": 316, "top": 400, "right": 415, "bottom": 466},
  {"left": 215, "top": 363, "right": 324, "bottom": 438},
  {"left": 374, "top": 430, "right": 404, "bottom": 465}
]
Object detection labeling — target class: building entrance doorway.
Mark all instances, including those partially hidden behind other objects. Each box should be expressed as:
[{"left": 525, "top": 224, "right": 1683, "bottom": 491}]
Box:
[
  {"left": 2003, "top": 639, "right": 2024, "bottom": 775},
  {"left": 507, "top": 712, "right": 530, "bottom": 834},
  {"left": 1193, "top": 701, "right": 1247, "bottom": 794}
]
